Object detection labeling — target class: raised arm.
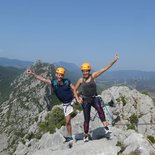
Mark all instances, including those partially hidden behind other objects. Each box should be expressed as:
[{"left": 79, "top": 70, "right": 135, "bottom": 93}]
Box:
[
  {"left": 92, "top": 54, "right": 119, "bottom": 79},
  {"left": 27, "top": 68, "right": 51, "bottom": 85}
]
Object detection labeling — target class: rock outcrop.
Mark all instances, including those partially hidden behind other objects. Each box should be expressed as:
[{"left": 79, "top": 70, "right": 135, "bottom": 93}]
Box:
[{"left": 14, "top": 86, "right": 155, "bottom": 155}]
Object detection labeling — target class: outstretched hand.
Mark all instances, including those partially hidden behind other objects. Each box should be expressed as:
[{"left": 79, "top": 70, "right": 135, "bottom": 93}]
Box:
[
  {"left": 77, "top": 96, "right": 83, "bottom": 104},
  {"left": 27, "top": 68, "right": 33, "bottom": 75},
  {"left": 114, "top": 54, "right": 119, "bottom": 61}
]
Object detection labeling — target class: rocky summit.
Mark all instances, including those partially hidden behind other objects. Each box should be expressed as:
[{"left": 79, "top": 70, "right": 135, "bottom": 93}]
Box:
[{"left": 0, "top": 61, "right": 155, "bottom": 155}]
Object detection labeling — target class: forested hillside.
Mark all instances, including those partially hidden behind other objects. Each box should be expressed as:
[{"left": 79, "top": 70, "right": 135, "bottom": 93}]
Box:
[
  {"left": 0, "top": 57, "right": 33, "bottom": 68},
  {"left": 0, "top": 66, "right": 24, "bottom": 104}
]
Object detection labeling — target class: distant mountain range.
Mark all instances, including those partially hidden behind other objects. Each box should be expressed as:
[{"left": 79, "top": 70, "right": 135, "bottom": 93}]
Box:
[
  {"left": 99, "top": 70, "right": 155, "bottom": 81},
  {"left": 1, "top": 57, "right": 155, "bottom": 82},
  {"left": 0, "top": 57, "right": 33, "bottom": 68}
]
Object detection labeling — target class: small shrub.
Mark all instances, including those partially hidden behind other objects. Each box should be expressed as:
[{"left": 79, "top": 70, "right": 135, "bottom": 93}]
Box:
[
  {"left": 34, "top": 116, "right": 38, "bottom": 122},
  {"left": 153, "top": 98, "right": 155, "bottom": 105},
  {"left": 50, "top": 107, "right": 65, "bottom": 128},
  {"left": 127, "top": 114, "right": 138, "bottom": 131},
  {"left": 116, "top": 96, "right": 127, "bottom": 106},
  {"left": 127, "top": 124, "right": 136, "bottom": 130},
  {"left": 39, "top": 107, "right": 65, "bottom": 134},
  {"left": 121, "top": 96, "right": 127, "bottom": 106},
  {"left": 116, "top": 141, "right": 125, "bottom": 154},
  {"left": 116, "top": 98, "right": 121, "bottom": 103},
  {"left": 39, "top": 120, "right": 55, "bottom": 133},
  {"left": 34, "top": 132, "right": 42, "bottom": 139},
  {"left": 24, "top": 107, "right": 66, "bottom": 141},
  {"left": 141, "top": 91, "right": 149, "bottom": 96},
  {"left": 129, "top": 114, "right": 138, "bottom": 125},
  {"left": 25, "top": 132, "right": 36, "bottom": 141},
  {"left": 147, "top": 135, "right": 155, "bottom": 143},
  {"left": 25, "top": 131, "right": 43, "bottom": 141}
]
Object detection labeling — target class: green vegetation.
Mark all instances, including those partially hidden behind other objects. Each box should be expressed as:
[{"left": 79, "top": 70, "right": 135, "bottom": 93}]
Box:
[
  {"left": 25, "top": 105, "right": 80, "bottom": 141},
  {"left": 69, "top": 103, "right": 82, "bottom": 118},
  {"left": 23, "top": 107, "right": 66, "bottom": 142},
  {"left": 147, "top": 135, "right": 155, "bottom": 143},
  {"left": 127, "top": 124, "right": 136, "bottom": 130},
  {"left": 25, "top": 132, "right": 42, "bottom": 141},
  {"left": 73, "top": 102, "right": 82, "bottom": 112},
  {"left": 116, "top": 141, "right": 125, "bottom": 154},
  {"left": 127, "top": 114, "right": 138, "bottom": 130},
  {"left": 116, "top": 140, "right": 141, "bottom": 155},
  {"left": 0, "top": 66, "right": 24, "bottom": 104},
  {"left": 141, "top": 91, "right": 150, "bottom": 96},
  {"left": 116, "top": 96, "right": 127, "bottom": 106},
  {"left": 153, "top": 98, "right": 155, "bottom": 105},
  {"left": 39, "top": 107, "right": 65, "bottom": 134},
  {"left": 128, "top": 114, "right": 138, "bottom": 125}
]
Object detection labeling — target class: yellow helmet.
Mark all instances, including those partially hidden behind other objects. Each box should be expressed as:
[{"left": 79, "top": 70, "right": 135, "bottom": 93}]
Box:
[
  {"left": 81, "top": 63, "right": 91, "bottom": 71},
  {"left": 56, "top": 67, "right": 65, "bottom": 75}
]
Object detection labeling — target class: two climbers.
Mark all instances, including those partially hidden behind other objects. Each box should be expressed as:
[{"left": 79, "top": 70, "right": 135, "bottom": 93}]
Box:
[{"left": 27, "top": 54, "right": 119, "bottom": 143}]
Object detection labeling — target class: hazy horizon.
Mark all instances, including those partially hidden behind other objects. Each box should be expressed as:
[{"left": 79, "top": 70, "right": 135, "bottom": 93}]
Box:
[
  {"left": 1, "top": 56, "right": 155, "bottom": 72},
  {"left": 0, "top": 0, "right": 155, "bottom": 71}
]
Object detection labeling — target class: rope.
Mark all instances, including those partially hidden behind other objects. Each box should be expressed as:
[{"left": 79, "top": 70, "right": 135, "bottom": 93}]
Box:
[
  {"left": 104, "top": 105, "right": 113, "bottom": 122},
  {"left": 113, "top": 123, "right": 155, "bottom": 125},
  {"left": 90, "top": 108, "right": 155, "bottom": 126}
]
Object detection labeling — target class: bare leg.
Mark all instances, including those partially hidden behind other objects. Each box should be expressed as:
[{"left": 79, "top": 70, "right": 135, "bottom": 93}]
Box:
[{"left": 65, "top": 114, "right": 72, "bottom": 135}]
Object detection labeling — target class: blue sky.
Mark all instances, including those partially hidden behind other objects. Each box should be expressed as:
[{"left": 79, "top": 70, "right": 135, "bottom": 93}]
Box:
[{"left": 0, "top": 0, "right": 155, "bottom": 71}]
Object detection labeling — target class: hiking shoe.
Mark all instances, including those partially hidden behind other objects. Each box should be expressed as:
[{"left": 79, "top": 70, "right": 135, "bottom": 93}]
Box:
[
  {"left": 104, "top": 126, "right": 112, "bottom": 134},
  {"left": 64, "top": 136, "right": 73, "bottom": 142},
  {"left": 83, "top": 134, "right": 89, "bottom": 142}
]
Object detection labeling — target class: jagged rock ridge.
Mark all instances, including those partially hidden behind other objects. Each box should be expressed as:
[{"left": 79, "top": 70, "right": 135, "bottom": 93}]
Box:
[{"left": 0, "top": 61, "right": 55, "bottom": 154}]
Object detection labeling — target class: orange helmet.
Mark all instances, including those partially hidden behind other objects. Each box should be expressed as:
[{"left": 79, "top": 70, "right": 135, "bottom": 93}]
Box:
[
  {"left": 56, "top": 67, "right": 65, "bottom": 75},
  {"left": 81, "top": 63, "right": 91, "bottom": 71}
]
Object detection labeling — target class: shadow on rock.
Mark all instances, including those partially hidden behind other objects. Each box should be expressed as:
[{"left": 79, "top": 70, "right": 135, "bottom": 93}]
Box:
[{"left": 74, "top": 127, "right": 109, "bottom": 141}]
